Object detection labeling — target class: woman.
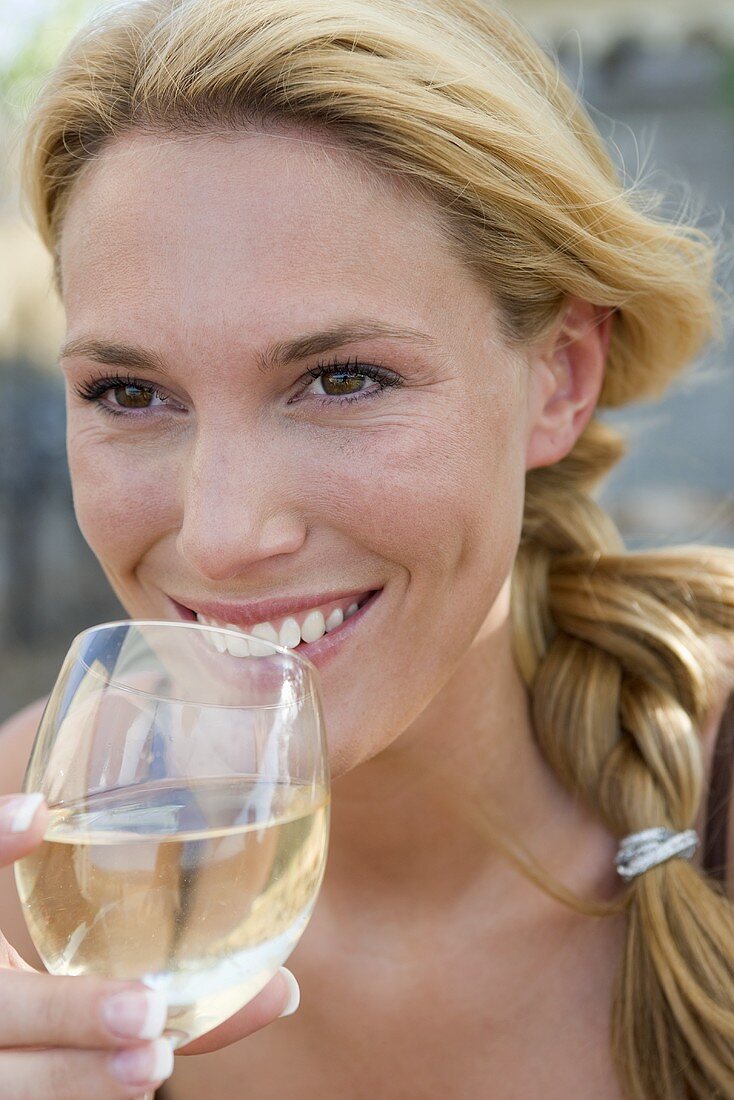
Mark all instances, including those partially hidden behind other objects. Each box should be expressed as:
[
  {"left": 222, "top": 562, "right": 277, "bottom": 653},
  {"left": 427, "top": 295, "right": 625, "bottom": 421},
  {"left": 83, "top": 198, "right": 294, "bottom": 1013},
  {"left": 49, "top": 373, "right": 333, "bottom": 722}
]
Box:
[{"left": 0, "top": 0, "right": 733, "bottom": 1096}]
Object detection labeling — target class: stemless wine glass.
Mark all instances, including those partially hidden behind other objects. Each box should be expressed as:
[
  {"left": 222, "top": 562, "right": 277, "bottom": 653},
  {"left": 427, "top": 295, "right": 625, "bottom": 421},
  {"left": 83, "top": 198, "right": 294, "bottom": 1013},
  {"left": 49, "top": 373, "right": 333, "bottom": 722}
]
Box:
[{"left": 14, "top": 619, "right": 330, "bottom": 1097}]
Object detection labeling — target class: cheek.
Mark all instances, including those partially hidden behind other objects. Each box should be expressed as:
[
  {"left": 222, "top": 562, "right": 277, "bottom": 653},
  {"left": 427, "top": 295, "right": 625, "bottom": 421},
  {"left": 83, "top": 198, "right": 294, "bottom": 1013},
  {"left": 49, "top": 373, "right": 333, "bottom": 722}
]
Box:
[
  {"left": 66, "top": 385, "right": 525, "bottom": 608},
  {"left": 66, "top": 418, "right": 179, "bottom": 571},
  {"left": 311, "top": 412, "right": 525, "bottom": 776},
  {"left": 301, "top": 396, "right": 526, "bottom": 606}
]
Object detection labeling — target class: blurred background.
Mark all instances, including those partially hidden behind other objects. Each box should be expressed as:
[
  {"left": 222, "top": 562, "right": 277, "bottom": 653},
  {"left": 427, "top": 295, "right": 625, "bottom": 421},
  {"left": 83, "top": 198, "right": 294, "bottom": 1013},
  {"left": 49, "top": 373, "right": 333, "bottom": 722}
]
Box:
[{"left": 1, "top": 0, "right": 733, "bottom": 722}]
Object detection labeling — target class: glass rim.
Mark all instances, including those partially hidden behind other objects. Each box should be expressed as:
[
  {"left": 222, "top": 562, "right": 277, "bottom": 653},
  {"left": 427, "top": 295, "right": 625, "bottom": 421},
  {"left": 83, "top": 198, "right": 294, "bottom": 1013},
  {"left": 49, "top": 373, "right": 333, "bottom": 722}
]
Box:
[{"left": 70, "top": 618, "right": 319, "bottom": 710}]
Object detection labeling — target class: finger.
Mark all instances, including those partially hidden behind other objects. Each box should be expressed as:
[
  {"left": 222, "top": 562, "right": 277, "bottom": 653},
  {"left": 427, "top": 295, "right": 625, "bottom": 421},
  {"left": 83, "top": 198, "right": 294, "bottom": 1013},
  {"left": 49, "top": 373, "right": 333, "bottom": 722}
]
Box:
[
  {"left": 178, "top": 967, "right": 300, "bottom": 1055},
  {"left": 0, "top": 970, "right": 168, "bottom": 1050},
  {"left": 0, "top": 1040, "right": 174, "bottom": 1100},
  {"left": 0, "top": 794, "right": 48, "bottom": 971},
  {"left": 0, "top": 795, "right": 48, "bottom": 866}
]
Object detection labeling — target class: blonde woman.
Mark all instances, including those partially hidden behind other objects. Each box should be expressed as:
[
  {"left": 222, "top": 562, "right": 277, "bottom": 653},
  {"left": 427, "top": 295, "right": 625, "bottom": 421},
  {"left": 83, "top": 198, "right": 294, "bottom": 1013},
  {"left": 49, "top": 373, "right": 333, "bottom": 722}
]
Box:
[{"left": 1, "top": 1, "right": 733, "bottom": 1097}]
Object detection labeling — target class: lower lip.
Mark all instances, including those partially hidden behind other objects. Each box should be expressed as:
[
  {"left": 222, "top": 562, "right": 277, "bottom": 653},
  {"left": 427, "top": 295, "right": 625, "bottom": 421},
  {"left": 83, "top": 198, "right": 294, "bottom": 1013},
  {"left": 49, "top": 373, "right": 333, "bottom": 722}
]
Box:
[{"left": 168, "top": 590, "right": 382, "bottom": 674}]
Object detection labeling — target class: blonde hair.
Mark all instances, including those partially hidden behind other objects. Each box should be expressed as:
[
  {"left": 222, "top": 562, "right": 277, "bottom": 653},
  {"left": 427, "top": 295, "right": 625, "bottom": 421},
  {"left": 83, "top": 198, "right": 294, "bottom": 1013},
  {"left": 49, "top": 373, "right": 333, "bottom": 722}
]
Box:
[{"left": 22, "top": 0, "right": 734, "bottom": 1094}]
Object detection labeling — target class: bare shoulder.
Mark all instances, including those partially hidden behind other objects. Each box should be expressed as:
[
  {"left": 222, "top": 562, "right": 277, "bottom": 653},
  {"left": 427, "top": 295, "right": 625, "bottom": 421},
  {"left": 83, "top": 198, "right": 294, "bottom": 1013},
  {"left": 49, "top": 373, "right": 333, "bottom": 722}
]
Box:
[
  {"left": 0, "top": 697, "right": 48, "bottom": 795},
  {"left": 0, "top": 697, "right": 48, "bottom": 966}
]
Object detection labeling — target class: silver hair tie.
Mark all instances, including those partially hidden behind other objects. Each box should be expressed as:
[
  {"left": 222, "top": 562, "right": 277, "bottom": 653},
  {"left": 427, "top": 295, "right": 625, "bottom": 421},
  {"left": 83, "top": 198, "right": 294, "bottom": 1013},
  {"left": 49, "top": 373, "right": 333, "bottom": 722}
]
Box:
[{"left": 615, "top": 827, "right": 699, "bottom": 882}]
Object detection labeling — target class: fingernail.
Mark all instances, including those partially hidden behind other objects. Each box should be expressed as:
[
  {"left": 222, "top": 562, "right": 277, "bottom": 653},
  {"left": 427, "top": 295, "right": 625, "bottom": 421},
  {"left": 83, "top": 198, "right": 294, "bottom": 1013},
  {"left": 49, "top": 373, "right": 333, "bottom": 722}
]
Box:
[
  {"left": 0, "top": 793, "right": 45, "bottom": 833},
  {"left": 102, "top": 989, "right": 168, "bottom": 1039},
  {"left": 109, "top": 1038, "right": 174, "bottom": 1085},
  {"left": 277, "top": 967, "right": 301, "bottom": 1018}
]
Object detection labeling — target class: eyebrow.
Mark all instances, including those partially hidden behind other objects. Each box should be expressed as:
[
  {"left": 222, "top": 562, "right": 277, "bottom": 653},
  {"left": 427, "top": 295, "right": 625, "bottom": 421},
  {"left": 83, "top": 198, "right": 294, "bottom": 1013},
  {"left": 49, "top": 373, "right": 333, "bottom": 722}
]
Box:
[{"left": 59, "top": 321, "right": 438, "bottom": 373}]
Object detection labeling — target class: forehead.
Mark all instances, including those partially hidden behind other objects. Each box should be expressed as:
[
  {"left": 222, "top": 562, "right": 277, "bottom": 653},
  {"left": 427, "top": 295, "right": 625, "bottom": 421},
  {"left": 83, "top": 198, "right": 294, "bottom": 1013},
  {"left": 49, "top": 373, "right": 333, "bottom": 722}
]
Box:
[{"left": 58, "top": 128, "right": 481, "bottom": 345}]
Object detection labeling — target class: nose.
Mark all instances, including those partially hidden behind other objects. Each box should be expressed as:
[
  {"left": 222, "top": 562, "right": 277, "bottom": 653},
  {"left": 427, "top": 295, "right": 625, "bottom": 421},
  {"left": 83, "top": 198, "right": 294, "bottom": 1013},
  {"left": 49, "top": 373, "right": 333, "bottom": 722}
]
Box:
[{"left": 175, "top": 426, "right": 308, "bottom": 581}]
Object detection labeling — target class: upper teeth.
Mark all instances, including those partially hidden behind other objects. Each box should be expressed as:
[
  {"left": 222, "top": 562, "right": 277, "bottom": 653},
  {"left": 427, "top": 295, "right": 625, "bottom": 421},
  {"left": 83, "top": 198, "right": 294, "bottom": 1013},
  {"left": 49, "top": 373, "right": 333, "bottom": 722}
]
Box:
[{"left": 196, "top": 599, "right": 362, "bottom": 657}]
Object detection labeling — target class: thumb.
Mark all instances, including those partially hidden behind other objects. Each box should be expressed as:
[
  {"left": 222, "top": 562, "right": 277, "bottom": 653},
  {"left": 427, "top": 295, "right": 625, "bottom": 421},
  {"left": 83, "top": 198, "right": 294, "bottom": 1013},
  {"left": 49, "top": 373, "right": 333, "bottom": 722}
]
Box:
[
  {"left": 0, "top": 794, "right": 48, "bottom": 866},
  {"left": 177, "top": 968, "right": 301, "bottom": 1056}
]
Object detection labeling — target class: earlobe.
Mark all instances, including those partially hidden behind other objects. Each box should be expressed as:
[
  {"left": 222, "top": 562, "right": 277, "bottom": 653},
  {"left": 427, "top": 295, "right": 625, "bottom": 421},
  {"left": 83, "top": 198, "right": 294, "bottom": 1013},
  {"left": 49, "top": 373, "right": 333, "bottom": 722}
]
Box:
[{"left": 525, "top": 299, "right": 613, "bottom": 472}]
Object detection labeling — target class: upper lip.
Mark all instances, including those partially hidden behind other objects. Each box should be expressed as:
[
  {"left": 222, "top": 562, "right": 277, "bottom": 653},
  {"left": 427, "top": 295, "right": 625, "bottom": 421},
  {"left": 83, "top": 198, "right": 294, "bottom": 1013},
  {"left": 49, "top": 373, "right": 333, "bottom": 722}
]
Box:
[{"left": 170, "top": 588, "right": 379, "bottom": 628}]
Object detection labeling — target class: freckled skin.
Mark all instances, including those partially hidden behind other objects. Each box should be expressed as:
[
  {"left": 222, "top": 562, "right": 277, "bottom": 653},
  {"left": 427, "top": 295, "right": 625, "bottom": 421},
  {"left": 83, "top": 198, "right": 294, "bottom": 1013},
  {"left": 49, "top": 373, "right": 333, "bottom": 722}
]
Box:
[{"left": 58, "top": 128, "right": 538, "bottom": 779}]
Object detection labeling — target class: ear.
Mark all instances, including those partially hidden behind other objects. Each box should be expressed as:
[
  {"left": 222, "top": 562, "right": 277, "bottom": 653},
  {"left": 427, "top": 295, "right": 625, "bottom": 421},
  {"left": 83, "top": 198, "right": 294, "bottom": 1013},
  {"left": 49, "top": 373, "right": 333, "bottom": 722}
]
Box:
[{"left": 525, "top": 297, "right": 614, "bottom": 472}]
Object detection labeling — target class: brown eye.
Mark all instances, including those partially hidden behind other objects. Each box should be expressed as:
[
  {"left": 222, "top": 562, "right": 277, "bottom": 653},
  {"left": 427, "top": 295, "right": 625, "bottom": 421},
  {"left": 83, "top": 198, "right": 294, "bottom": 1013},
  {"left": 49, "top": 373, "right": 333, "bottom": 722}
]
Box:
[
  {"left": 295, "top": 360, "right": 402, "bottom": 406},
  {"left": 112, "top": 384, "right": 157, "bottom": 408},
  {"left": 318, "top": 371, "right": 366, "bottom": 396}
]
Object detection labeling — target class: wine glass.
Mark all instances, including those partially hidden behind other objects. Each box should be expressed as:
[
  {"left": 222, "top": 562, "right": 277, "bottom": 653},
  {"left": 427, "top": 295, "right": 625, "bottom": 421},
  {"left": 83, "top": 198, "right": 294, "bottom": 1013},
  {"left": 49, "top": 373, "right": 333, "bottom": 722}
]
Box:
[{"left": 14, "top": 619, "right": 330, "bottom": 1097}]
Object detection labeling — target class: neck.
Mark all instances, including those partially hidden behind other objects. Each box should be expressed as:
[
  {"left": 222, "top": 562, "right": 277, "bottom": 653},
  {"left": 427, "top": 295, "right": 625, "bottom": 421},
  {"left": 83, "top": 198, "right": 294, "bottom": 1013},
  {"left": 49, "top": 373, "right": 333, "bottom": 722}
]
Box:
[{"left": 323, "top": 583, "right": 618, "bottom": 924}]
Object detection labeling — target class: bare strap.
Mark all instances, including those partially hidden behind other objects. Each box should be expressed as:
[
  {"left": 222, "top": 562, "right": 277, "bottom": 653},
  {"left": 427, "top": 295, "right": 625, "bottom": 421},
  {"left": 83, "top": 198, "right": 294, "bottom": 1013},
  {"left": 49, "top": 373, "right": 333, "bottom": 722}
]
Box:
[{"left": 702, "top": 691, "right": 734, "bottom": 885}]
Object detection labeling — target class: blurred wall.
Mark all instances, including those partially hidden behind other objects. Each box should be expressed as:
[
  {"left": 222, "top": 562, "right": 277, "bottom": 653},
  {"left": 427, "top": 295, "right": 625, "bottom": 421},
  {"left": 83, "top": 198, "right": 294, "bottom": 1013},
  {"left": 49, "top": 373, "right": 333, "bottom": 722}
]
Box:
[{"left": 1, "top": 3, "right": 733, "bottom": 722}]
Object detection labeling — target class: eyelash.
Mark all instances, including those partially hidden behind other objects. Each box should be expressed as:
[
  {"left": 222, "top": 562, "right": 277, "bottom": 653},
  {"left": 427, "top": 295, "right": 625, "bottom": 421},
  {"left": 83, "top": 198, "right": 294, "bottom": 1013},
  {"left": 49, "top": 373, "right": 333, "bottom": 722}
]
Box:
[
  {"left": 72, "top": 357, "right": 403, "bottom": 417},
  {"left": 300, "top": 356, "right": 403, "bottom": 407},
  {"left": 74, "top": 373, "right": 172, "bottom": 418}
]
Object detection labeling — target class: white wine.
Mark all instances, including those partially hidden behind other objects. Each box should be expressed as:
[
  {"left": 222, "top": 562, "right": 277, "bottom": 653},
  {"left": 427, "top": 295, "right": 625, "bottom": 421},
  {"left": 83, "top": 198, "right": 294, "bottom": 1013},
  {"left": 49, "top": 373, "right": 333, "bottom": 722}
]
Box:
[{"left": 15, "top": 776, "right": 329, "bottom": 1044}]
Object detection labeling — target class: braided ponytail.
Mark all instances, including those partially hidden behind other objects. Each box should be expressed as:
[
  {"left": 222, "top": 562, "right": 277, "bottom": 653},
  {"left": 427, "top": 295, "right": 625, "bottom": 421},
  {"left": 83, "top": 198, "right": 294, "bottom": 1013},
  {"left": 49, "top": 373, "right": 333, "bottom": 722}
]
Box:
[{"left": 512, "top": 418, "right": 734, "bottom": 1098}]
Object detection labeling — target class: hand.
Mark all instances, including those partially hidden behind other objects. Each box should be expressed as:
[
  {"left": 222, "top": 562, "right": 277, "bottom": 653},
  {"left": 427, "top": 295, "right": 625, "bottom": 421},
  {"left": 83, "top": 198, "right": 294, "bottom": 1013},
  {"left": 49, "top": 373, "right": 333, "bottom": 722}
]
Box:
[{"left": 0, "top": 793, "right": 299, "bottom": 1098}]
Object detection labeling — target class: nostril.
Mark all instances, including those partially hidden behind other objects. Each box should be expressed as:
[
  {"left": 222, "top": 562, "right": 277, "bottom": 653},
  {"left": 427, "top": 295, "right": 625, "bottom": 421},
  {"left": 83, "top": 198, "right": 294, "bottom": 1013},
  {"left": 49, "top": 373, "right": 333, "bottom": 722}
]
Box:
[{"left": 175, "top": 510, "right": 308, "bottom": 582}]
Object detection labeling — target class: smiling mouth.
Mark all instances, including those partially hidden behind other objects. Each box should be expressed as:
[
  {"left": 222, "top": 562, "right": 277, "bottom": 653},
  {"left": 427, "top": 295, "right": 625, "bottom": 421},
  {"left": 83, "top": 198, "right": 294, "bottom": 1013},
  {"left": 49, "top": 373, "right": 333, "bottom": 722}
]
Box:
[{"left": 173, "top": 590, "right": 380, "bottom": 657}]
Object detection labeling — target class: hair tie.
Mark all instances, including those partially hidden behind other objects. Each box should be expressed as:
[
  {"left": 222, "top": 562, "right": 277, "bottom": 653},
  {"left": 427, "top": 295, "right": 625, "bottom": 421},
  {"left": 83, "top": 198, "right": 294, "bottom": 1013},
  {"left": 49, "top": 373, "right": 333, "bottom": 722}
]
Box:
[{"left": 615, "top": 827, "right": 699, "bottom": 881}]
